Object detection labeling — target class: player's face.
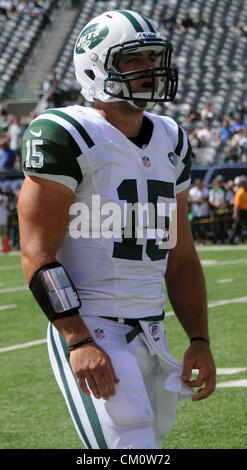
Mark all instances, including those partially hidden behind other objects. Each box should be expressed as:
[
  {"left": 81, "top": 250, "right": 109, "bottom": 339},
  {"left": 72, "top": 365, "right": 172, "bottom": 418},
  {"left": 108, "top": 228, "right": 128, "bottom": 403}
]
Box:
[{"left": 118, "top": 50, "right": 159, "bottom": 94}]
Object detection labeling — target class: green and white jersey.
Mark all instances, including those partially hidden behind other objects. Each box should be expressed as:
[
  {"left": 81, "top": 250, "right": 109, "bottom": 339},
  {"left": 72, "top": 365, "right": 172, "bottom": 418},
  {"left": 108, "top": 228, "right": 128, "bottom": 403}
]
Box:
[{"left": 22, "top": 105, "right": 191, "bottom": 319}]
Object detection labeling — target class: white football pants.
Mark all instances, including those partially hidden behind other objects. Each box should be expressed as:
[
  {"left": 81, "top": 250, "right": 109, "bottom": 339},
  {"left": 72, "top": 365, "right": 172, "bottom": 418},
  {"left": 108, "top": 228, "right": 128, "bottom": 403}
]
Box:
[{"left": 47, "top": 315, "right": 192, "bottom": 449}]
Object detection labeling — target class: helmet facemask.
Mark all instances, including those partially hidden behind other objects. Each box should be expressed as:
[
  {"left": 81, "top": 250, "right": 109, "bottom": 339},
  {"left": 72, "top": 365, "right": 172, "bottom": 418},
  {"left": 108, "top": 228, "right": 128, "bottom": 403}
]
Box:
[{"left": 103, "top": 37, "right": 178, "bottom": 109}]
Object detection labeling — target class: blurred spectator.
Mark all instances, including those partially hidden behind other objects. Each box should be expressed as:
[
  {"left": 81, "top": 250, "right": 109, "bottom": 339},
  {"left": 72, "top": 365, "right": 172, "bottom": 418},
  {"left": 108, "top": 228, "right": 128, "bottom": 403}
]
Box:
[
  {"left": 229, "top": 176, "right": 247, "bottom": 243},
  {"left": 7, "top": 190, "right": 19, "bottom": 249},
  {"left": 189, "top": 178, "right": 209, "bottom": 243},
  {"left": 0, "top": 0, "right": 16, "bottom": 18},
  {"left": 200, "top": 102, "right": 216, "bottom": 124},
  {"left": 215, "top": 116, "right": 232, "bottom": 143},
  {"left": 0, "top": 188, "right": 8, "bottom": 237},
  {"left": 237, "top": 128, "right": 247, "bottom": 162},
  {"left": 225, "top": 179, "right": 235, "bottom": 208},
  {"left": 158, "top": 12, "right": 177, "bottom": 31},
  {"left": 0, "top": 106, "right": 7, "bottom": 132},
  {"left": 6, "top": 115, "right": 22, "bottom": 152},
  {"left": 236, "top": 22, "right": 247, "bottom": 38},
  {"left": 43, "top": 71, "right": 64, "bottom": 108},
  {"left": 196, "top": 124, "right": 216, "bottom": 145},
  {"left": 193, "top": 11, "right": 208, "bottom": 29},
  {"left": 223, "top": 142, "right": 241, "bottom": 164},
  {"left": 209, "top": 175, "right": 228, "bottom": 243},
  {"left": 180, "top": 13, "right": 195, "bottom": 30},
  {"left": 31, "top": 1, "right": 50, "bottom": 24},
  {"left": 32, "top": 0, "right": 46, "bottom": 15},
  {"left": 230, "top": 115, "right": 247, "bottom": 134},
  {"left": 17, "top": 0, "right": 31, "bottom": 15},
  {"left": 186, "top": 104, "right": 201, "bottom": 126},
  {"left": 227, "top": 102, "right": 247, "bottom": 122},
  {"left": 188, "top": 128, "right": 202, "bottom": 148},
  {"left": 0, "top": 131, "right": 16, "bottom": 169},
  {"left": 225, "top": 179, "right": 235, "bottom": 235}
]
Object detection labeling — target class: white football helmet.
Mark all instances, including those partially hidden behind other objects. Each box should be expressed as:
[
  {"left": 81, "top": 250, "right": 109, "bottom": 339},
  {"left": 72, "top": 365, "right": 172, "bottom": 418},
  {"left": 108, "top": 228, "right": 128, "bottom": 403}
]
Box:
[{"left": 74, "top": 10, "right": 178, "bottom": 110}]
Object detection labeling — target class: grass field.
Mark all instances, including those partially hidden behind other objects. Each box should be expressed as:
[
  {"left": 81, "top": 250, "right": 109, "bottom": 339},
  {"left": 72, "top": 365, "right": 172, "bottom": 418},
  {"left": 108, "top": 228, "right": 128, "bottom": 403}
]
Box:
[{"left": 0, "top": 246, "right": 246, "bottom": 450}]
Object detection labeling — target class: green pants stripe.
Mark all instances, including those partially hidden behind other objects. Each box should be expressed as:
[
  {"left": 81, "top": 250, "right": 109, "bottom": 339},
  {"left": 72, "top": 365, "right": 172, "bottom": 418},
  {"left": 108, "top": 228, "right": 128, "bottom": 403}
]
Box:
[{"left": 47, "top": 323, "right": 108, "bottom": 449}]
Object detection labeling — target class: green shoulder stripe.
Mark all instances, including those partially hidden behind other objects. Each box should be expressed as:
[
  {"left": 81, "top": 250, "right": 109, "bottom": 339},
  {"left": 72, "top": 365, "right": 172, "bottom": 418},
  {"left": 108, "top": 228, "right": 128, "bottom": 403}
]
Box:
[
  {"left": 25, "top": 118, "right": 82, "bottom": 157},
  {"left": 45, "top": 109, "right": 95, "bottom": 149},
  {"left": 176, "top": 141, "right": 192, "bottom": 186},
  {"left": 22, "top": 119, "right": 83, "bottom": 184},
  {"left": 174, "top": 125, "right": 184, "bottom": 157}
]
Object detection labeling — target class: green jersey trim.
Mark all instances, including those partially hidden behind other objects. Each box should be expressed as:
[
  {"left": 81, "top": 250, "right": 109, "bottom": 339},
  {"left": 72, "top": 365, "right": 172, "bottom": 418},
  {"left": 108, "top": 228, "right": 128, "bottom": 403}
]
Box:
[
  {"left": 174, "top": 122, "right": 192, "bottom": 190},
  {"left": 22, "top": 118, "right": 83, "bottom": 186},
  {"left": 44, "top": 109, "right": 95, "bottom": 149},
  {"left": 174, "top": 125, "right": 184, "bottom": 157}
]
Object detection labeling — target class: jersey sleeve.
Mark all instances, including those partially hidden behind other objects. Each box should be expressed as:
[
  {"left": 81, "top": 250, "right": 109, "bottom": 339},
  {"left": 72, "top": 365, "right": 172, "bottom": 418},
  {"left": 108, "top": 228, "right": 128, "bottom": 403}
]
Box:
[
  {"left": 174, "top": 124, "right": 192, "bottom": 194},
  {"left": 22, "top": 116, "right": 83, "bottom": 192}
]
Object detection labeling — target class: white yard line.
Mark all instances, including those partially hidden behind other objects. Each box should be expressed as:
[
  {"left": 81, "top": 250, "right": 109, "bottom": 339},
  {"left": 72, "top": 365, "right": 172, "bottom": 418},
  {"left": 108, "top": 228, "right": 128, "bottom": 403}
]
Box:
[
  {"left": 197, "top": 245, "right": 247, "bottom": 251},
  {"left": 216, "top": 368, "right": 247, "bottom": 375},
  {"left": 0, "top": 285, "right": 28, "bottom": 294},
  {"left": 0, "top": 251, "right": 20, "bottom": 256},
  {"left": 217, "top": 278, "right": 233, "bottom": 284},
  {"left": 0, "top": 265, "right": 22, "bottom": 270},
  {"left": 208, "top": 296, "right": 247, "bottom": 307},
  {"left": 201, "top": 258, "right": 247, "bottom": 266},
  {"left": 0, "top": 338, "right": 47, "bottom": 353},
  {"left": 0, "top": 304, "right": 17, "bottom": 311},
  {"left": 217, "top": 379, "right": 247, "bottom": 388},
  {"left": 192, "top": 367, "right": 247, "bottom": 375}
]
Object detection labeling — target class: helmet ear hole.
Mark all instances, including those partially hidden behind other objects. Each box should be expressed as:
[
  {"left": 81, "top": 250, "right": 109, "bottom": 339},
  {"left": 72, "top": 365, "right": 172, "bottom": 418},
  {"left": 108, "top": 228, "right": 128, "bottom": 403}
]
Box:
[{"left": 85, "top": 70, "right": 95, "bottom": 80}]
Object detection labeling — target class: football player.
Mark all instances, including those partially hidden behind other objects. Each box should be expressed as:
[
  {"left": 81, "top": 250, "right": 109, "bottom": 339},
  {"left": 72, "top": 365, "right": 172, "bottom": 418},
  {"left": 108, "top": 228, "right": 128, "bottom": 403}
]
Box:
[{"left": 18, "top": 10, "right": 216, "bottom": 449}]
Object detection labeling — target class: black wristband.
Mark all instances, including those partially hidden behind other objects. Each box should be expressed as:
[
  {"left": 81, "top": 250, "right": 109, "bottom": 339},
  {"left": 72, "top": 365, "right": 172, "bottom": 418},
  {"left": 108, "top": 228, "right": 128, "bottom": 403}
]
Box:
[
  {"left": 68, "top": 336, "right": 95, "bottom": 351},
  {"left": 190, "top": 336, "right": 210, "bottom": 345},
  {"left": 29, "top": 261, "right": 81, "bottom": 323}
]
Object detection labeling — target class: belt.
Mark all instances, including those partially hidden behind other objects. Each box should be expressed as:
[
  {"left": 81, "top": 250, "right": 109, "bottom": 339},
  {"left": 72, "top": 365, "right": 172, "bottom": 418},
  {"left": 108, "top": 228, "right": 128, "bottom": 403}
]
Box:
[{"left": 100, "top": 311, "right": 165, "bottom": 343}]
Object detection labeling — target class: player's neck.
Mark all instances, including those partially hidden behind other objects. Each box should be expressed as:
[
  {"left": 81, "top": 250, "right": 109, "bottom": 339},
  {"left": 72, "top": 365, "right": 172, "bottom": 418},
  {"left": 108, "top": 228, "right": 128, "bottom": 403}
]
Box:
[{"left": 94, "top": 100, "right": 144, "bottom": 138}]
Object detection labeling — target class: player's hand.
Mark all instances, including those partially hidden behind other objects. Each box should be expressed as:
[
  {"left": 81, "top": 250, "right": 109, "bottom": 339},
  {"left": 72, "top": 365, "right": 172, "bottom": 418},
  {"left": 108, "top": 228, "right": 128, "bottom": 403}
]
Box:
[
  {"left": 69, "top": 342, "right": 120, "bottom": 400},
  {"left": 181, "top": 341, "right": 216, "bottom": 401}
]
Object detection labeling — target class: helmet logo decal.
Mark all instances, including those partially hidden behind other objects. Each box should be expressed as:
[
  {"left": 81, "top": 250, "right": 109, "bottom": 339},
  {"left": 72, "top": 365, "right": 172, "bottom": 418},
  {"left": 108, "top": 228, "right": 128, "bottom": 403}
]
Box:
[
  {"left": 135, "top": 32, "right": 156, "bottom": 39},
  {"left": 75, "top": 23, "right": 109, "bottom": 54}
]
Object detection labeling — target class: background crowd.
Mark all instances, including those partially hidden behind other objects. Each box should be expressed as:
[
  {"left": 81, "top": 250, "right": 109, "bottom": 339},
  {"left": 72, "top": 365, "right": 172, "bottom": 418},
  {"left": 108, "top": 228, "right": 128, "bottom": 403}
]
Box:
[
  {"left": 189, "top": 174, "right": 247, "bottom": 245},
  {"left": 1, "top": 100, "right": 247, "bottom": 249},
  {"left": 1, "top": 97, "right": 247, "bottom": 252},
  {"left": 1, "top": 3, "right": 247, "bottom": 252},
  {"left": 0, "top": 0, "right": 52, "bottom": 19}
]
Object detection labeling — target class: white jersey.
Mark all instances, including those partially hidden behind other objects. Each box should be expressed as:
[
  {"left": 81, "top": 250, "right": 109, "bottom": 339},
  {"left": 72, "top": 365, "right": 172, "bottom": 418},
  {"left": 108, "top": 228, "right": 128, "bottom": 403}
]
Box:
[{"left": 22, "top": 105, "right": 191, "bottom": 319}]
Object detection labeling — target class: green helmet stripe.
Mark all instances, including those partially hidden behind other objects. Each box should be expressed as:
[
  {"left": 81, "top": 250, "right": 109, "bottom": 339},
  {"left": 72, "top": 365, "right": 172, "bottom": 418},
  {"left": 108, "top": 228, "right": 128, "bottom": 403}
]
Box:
[
  {"left": 139, "top": 14, "right": 156, "bottom": 33},
  {"left": 117, "top": 10, "right": 144, "bottom": 32}
]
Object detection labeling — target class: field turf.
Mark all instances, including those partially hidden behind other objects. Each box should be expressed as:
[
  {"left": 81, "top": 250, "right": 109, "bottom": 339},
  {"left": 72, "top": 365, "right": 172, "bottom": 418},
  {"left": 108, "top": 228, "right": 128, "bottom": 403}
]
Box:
[{"left": 0, "top": 246, "right": 246, "bottom": 450}]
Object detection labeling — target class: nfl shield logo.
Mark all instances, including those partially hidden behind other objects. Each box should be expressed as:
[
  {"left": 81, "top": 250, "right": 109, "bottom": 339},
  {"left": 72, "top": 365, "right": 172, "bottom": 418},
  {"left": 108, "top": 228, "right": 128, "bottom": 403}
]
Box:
[
  {"left": 149, "top": 322, "right": 159, "bottom": 336},
  {"left": 142, "top": 156, "right": 151, "bottom": 167},
  {"left": 94, "top": 328, "right": 105, "bottom": 339},
  {"left": 149, "top": 322, "right": 160, "bottom": 342}
]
